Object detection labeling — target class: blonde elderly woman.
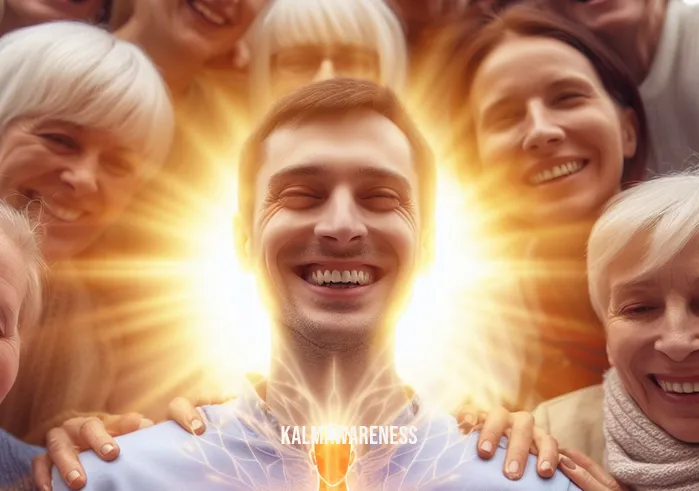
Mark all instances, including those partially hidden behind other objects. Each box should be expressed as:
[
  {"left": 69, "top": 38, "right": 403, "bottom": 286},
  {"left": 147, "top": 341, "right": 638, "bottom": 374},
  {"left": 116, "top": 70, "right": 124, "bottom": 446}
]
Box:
[
  {"left": 533, "top": 171, "right": 699, "bottom": 490},
  {"left": 0, "top": 203, "right": 46, "bottom": 490},
  {"left": 249, "top": 0, "right": 408, "bottom": 111},
  {"left": 0, "top": 18, "right": 174, "bottom": 453}
]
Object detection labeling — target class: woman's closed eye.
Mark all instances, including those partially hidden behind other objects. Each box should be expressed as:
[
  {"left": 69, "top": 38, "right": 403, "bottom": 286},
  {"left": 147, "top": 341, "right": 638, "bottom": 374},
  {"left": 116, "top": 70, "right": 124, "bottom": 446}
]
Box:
[
  {"left": 103, "top": 158, "right": 134, "bottom": 177},
  {"left": 40, "top": 133, "right": 80, "bottom": 151},
  {"left": 619, "top": 303, "right": 660, "bottom": 318},
  {"left": 552, "top": 91, "right": 588, "bottom": 107},
  {"left": 483, "top": 109, "right": 524, "bottom": 131}
]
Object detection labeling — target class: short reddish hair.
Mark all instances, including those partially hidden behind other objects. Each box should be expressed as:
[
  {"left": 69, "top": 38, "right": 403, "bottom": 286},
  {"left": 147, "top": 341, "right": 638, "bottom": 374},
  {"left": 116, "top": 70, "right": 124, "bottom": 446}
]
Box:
[{"left": 237, "top": 78, "right": 436, "bottom": 253}]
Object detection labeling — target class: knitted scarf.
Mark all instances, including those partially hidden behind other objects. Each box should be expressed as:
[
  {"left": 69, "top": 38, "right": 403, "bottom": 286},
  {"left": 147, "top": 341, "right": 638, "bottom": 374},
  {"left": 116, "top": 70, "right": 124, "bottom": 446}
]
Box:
[{"left": 604, "top": 368, "right": 699, "bottom": 490}]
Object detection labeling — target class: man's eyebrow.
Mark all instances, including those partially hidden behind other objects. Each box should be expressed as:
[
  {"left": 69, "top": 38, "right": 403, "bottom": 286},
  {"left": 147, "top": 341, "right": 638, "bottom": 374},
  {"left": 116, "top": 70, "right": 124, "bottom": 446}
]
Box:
[
  {"left": 266, "top": 163, "right": 412, "bottom": 192},
  {"left": 266, "top": 164, "right": 327, "bottom": 193},
  {"left": 354, "top": 166, "right": 412, "bottom": 191}
]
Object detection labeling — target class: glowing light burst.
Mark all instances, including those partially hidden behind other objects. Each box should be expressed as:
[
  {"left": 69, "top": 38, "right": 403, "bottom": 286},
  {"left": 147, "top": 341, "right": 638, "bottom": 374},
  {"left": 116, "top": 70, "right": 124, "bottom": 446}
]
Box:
[
  {"left": 188, "top": 171, "right": 272, "bottom": 394},
  {"left": 394, "top": 171, "right": 492, "bottom": 410},
  {"left": 188, "top": 165, "right": 495, "bottom": 410},
  {"left": 87, "top": 86, "right": 505, "bottom": 411}
]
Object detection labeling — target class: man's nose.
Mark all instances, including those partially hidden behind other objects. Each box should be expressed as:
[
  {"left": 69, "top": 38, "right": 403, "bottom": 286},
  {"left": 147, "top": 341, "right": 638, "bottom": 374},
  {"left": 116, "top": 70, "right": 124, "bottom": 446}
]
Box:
[{"left": 314, "top": 189, "right": 367, "bottom": 246}]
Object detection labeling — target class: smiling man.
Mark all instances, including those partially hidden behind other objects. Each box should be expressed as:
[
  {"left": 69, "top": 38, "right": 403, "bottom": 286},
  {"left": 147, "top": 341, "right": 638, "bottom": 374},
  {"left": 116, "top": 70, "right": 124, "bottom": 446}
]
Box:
[{"left": 51, "top": 79, "right": 579, "bottom": 491}]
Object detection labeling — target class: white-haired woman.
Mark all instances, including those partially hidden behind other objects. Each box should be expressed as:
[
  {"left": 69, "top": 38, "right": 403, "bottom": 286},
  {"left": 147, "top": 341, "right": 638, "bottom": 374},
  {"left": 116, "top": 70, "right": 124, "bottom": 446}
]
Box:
[
  {"left": 249, "top": 0, "right": 408, "bottom": 111},
  {"left": 0, "top": 19, "right": 174, "bottom": 454},
  {"left": 0, "top": 203, "right": 47, "bottom": 490},
  {"left": 533, "top": 170, "right": 699, "bottom": 489}
]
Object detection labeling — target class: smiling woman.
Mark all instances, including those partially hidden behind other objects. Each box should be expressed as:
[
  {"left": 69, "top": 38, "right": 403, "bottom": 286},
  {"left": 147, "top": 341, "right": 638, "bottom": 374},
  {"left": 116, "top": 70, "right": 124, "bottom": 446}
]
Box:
[
  {"left": 0, "top": 0, "right": 106, "bottom": 36},
  {"left": 0, "top": 21, "right": 173, "bottom": 261},
  {"left": 533, "top": 170, "right": 699, "bottom": 488},
  {"left": 111, "top": 0, "right": 266, "bottom": 93},
  {"left": 0, "top": 20, "right": 174, "bottom": 447},
  {"left": 442, "top": 6, "right": 647, "bottom": 226},
  {"left": 423, "top": 5, "right": 648, "bottom": 409}
]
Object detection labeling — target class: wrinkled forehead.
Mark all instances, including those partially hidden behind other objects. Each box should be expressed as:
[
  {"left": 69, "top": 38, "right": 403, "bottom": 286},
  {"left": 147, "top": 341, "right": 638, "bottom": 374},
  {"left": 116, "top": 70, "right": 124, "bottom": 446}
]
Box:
[
  {"left": 606, "top": 233, "right": 699, "bottom": 297},
  {"left": 476, "top": 36, "right": 604, "bottom": 97},
  {"left": 256, "top": 113, "right": 417, "bottom": 191}
]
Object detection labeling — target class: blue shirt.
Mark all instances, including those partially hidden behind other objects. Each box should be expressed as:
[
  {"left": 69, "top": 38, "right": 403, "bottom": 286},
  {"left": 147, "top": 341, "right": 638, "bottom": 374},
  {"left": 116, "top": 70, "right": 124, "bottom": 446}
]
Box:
[
  {"left": 0, "top": 428, "right": 42, "bottom": 491},
  {"left": 52, "top": 386, "right": 579, "bottom": 491}
]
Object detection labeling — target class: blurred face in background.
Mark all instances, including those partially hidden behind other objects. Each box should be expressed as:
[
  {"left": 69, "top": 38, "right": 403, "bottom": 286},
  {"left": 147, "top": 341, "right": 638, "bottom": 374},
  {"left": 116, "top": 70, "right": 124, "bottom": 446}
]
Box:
[
  {"left": 2, "top": 0, "right": 104, "bottom": 32},
  {"left": 564, "top": 0, "right": 652, "bottom": 36},
  {"left": 253, "top": 0, "right": 407, "bottom": 107},
  {"left": 270, "top": 45, "right": 380, "bottom": 100},
  {"left": 115, "top": 0, "right": 268, "bottom": 64}
]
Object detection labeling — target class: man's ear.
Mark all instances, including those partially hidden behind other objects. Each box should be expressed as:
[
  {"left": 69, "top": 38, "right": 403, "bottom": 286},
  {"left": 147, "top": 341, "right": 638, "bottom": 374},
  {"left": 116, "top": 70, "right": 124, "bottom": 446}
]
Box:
[
  {"left": 233, "top": 214, "right": 252, "bottom": 270},
  {"left": 620, "top": 107, "right": 639, "bottom": 159}
]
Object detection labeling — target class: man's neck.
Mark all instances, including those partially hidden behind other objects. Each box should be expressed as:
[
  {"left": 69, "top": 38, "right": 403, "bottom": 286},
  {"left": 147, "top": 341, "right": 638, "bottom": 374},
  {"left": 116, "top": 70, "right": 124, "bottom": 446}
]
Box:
[
  {"left": 603, "top": 0, "right": 668, "bottom": 84},
  {"left": 265, "top": 326, "right": 409, "bottom": 429},
  {"left": 115, "top": 19, "right": 205, "bottom": 95}
]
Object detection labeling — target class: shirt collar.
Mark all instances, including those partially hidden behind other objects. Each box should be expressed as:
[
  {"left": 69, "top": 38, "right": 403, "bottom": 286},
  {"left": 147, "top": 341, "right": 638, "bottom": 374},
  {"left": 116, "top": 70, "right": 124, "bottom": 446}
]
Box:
[{"left": 236, "top": 375, "right": 422, "bottom": 451}]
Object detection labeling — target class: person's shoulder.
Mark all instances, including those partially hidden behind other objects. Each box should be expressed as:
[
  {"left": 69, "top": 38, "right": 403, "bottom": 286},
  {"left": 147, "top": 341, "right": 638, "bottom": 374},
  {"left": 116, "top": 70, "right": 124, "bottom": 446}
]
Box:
[
  {"left": 0, "top": 429, "right": 40, "bottom": 489},
  {"left": 392, "top": 412, "right": 577, "bottom": 490},
  {"left": 0, "top": 428, "right": 41, "bottom": 454},
  {"left": 533, "top": 384, "right": 604, "bottom": 433},
  {"left": 532, "top": 385, "right": 605, "bottom": 467},
  {"left": 536, "top": 384, "right": 604, "bottom": 413},
  {"left": 51, "top": 401, "right": 271, "bottom": 491},
  {"left": 50, "top": 420, "right": 199, "bottom": 491}
]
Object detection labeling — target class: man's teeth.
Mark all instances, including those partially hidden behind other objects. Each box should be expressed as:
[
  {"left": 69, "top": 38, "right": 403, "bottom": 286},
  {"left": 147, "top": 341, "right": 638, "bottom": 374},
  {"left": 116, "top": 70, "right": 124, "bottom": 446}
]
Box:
[
  {"left": 657, "top": 378, "right": 699, "bottom": 394},
  {"left": 530, "top": 160, "right": 584, "bottom": 185},
  {"left": 307, "top": 270, "right": 373, "bottom": 287},
  {"left": 190, "top": 0, "right": 227, "bottom": 26}
]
